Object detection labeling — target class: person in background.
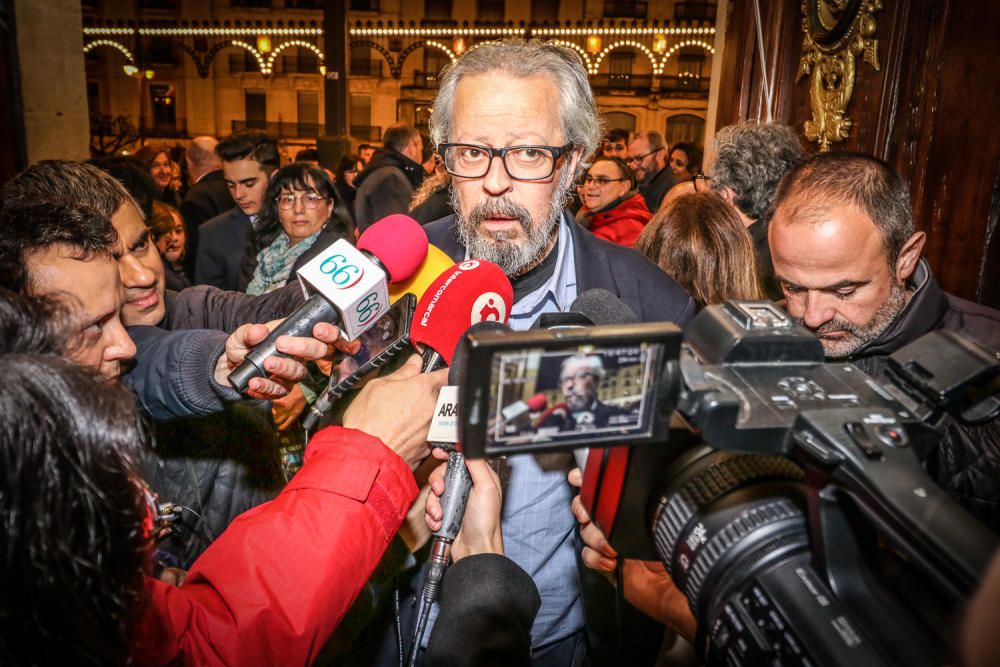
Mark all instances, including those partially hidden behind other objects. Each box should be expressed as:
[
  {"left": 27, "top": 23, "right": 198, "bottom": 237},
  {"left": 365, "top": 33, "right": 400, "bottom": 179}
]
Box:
[
  {"left": 294, "top": 147, "right": 320, "bottom": 164},
  {"left": 332, "top": 153, "right": 364, "bottom": 228},
  {"left": 576, "top": 156, "right": 651, "bottom": 246},
  {"left": 134, "top": 144, "right": 182, "bottom": 208},
  {"left": 358, "top": 142, "right": 376, "bottom": 165},
  {"left": 634, "top": 191, "right": 763, "bottom": 308},
  {"left": 668, "top": 142, "right": 703, "bottom": 178},
  {"left": 708, "top": 123, "right": 806, "bottom": 299},
  {"left": 195, "top": 131, "right": 280, "bottom": 291},
  {"left": 353, "top": 123, "right": 425, "bottom": 231},
  {"left": 601, "top": 127, "right": 630, "bottom": 159},
  {"left": 244, "top": 163, "right": 353, "bottom": 295},
  {"left": 148, "top": 201, "right": 190, "bottom": 292},
  {"left": 179, "top": 136, "right": 229, "bottom": 256},
  {"left": 409, "top": 159, "right": 454, "bottom": 224},
  {"left": 628, "top": 130, "right": 676, "bottom": 213}
]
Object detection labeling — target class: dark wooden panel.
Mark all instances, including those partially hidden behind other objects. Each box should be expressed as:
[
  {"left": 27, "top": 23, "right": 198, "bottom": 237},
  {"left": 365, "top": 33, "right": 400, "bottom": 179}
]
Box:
[{"left": 716, "top": 0, "right": 1000, "bottom": 306}]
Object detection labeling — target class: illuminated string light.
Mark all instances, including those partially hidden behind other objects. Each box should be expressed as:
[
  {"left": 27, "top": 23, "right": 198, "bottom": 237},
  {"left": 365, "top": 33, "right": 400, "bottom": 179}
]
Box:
[
  {"left": 424, "top": 40, "right": 457, "bottom": 63},
  {"left": 661, "top": 39, "right": 717, "bottom": 64},
  {"left": 548, "top": 39, "right": 593, "bottom": 70},
  {"left": 593, "top": 40, "right": 661, "bottom": 75},
  {"left": 232, "top": 39, "right": 271, "bottom": 75},
  {"left": 82, "top": 39, "right": 135, "bottom": 65}
]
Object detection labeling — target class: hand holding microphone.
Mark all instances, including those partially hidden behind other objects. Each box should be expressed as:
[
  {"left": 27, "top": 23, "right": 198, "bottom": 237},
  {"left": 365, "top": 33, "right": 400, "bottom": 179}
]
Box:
[
  {"left": 229, "top": 214, "right": 428, "bottom": 393},
  {"left": 425, "top": 448, "right": 504, "bottom": 560}
]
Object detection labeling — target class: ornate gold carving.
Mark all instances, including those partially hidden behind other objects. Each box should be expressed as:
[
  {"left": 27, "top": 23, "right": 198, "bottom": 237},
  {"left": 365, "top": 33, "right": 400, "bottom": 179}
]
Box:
[{"left": 797, "top": 0, "right": 882, "bottom": 150}]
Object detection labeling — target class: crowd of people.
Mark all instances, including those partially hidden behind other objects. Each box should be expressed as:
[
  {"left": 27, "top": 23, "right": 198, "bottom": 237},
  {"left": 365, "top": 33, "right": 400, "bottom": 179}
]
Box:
[{"left": 1, "top": 37, "right": 999, "bottom": 666}]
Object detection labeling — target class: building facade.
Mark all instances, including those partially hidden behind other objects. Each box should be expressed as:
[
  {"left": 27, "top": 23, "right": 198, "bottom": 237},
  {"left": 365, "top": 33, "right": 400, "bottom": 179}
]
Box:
[{"left": 82, "top": 0, "right": 716, "bottom": 156}]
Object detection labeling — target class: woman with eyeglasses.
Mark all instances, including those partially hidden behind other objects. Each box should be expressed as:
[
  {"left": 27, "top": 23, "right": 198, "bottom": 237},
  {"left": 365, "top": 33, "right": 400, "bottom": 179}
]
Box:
[
  {"left": 244, "top": 163, "right": 355, "bottom": 295},
  {"left": 576, "top": 156, "right": 651, "bottom": 246}
]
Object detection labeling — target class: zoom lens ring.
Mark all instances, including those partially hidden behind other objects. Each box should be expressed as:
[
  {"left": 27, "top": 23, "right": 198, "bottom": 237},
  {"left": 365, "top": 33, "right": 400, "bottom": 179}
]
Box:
[
  {"left": 683, "top": 498, "right": 803, "bottom": 606},
  {"left": 652, "top": 454, "right": 803, "bottom": 574}
]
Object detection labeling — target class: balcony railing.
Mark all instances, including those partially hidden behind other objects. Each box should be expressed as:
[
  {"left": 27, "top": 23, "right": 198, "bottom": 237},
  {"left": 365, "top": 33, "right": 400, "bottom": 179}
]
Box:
[
  {"left": 674, "top": 2, "right": 717, "bottom": 20},
  {"left": 589, "top": 73, "right": 710, "bottom": 96},
  {"left": 229, "top": 54, "right": 322, "bottom": 75},
  {"left": 231, "top": 120, "right": 383, "bottom": 141},
  {"left": 603, "top": 0, "right": 648, "bottom": 18}
]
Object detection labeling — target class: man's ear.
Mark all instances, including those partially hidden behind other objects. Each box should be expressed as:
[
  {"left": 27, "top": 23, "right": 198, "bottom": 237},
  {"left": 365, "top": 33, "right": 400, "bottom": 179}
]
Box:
[{"left": 895, "top": 231, "right": 926, "bottom": 283}]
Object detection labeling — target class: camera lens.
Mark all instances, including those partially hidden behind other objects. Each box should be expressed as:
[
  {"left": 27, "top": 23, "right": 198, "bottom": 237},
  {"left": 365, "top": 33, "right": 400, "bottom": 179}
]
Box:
[{"left": 650, "top": 447, "right": 808, "bottom": 627}]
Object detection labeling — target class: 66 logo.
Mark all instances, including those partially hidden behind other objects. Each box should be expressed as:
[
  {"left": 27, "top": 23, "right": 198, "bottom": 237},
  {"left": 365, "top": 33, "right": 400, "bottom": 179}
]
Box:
[
  {"left": 319, "top": 254, "right": 365, "bottom": 289},
  {"left": 355, "top": 292, "right": 382, "bottom": 325}
]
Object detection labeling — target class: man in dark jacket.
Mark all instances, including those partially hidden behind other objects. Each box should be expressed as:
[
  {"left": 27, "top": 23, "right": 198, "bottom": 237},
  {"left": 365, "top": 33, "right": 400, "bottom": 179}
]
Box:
[
  {"left": 397, "top": 40, "right": 695, "bottom": 667},
  {"left": 195, "top": 131, "right": 281, "bottom": 291},
  {"left": 769, "top": 151, "right": 1000, "bottom": 532},
  {"left": 627, "top": 130, "right": 676, "bottom": 213},
  {"left": 180, "top": 135, "right": 232, "bottom": 269},
  {"left": 354, "top": 123, "right": 425, "bottom": 231}
]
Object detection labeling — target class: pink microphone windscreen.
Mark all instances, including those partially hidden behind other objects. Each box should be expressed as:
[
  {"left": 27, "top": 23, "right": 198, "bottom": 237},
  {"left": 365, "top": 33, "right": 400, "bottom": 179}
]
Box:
[{"left": 357, "top": 214, "right": 428, "bottom": 283}]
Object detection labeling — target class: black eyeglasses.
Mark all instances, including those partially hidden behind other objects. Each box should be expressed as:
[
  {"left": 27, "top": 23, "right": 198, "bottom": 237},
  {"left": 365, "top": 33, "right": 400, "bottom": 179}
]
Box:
[
  {"left": 627, "top": 148, "right": 664, "bottom": 164},
  {"left": 438, "top": 143, "right": 575, "bottom": 181},
  {"left": 691, "top": 174, "right": 712, "bottom": 192},
  {"left": 583, "top": 176, "right": 626, "bottom": 186}
]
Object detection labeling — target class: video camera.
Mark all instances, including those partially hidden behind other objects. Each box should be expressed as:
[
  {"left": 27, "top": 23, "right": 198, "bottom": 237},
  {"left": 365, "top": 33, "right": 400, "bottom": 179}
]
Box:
[{"left": 455, "top": 301, "right": 1000, "bottom": 666}]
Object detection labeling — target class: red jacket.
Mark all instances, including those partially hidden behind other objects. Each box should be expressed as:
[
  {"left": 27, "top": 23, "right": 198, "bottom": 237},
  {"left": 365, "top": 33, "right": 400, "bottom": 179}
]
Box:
[
  {"left": 131, "top": 426, "right": 418, "bottom": 666},
  {"left": 582, "top": 192, "right": 651, "bottom": 247}
]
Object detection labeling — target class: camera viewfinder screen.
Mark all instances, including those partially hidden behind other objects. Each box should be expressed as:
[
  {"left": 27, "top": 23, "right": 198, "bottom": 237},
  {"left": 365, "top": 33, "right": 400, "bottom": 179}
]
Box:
[{"left": 488, "top": 343, "right": 659, "bottom": 447}]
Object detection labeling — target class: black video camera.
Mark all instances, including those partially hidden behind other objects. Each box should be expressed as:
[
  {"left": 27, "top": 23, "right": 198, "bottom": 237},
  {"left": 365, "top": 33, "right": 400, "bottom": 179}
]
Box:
[{"left": 455, "top": 301, "right": 1000, "bottom": 666}]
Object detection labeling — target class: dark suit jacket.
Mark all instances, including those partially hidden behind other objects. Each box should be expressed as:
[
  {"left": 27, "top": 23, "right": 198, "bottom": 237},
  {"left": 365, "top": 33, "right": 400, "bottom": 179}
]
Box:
[
  {"left": 180, "top": 170, "right": 233, "bottom": 270},
  {"left": 423, "top": 214, "right": 696, "bottom": 327},
  {"left": 195, "top": 207, "right": 252, "bottom": 292}
]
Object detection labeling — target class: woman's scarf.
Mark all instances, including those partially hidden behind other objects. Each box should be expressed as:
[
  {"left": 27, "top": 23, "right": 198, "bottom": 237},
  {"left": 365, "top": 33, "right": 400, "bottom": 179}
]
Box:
[{"left": 246, "top": 230, "right": 321, "bottom": 295}]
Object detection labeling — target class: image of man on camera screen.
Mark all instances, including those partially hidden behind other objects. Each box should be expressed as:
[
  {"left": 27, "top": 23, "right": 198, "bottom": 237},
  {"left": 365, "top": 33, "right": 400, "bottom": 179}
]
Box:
[{"left": 530, "top": 351, "right": 642, "bottom": 435}]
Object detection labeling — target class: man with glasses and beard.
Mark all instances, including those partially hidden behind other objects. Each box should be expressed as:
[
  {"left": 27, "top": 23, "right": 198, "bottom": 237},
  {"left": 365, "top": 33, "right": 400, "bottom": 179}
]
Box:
[
  {"left": 405, "top": 39, "right": 694, "bottom": 666},
  {"left": 769, "top": 151, "right": 1000, "bottom": 532}
]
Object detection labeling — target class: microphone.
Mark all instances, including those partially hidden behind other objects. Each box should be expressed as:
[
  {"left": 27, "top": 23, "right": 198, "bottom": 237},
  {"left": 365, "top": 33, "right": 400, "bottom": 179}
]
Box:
[
  {"left": 228, "top": 214, "right": 428, "bottom": 392},
  {"left": 570, "top": 288, "right": 639, "bottom": 325},
  {"left": 408, "top": 320, "right": 510, "bottom": 667},
  {"left": 388, "top": 244, "right": 455, "bottom": 304},
  {"left": 501, "top": 393, "right": 549, "bottom": 431},
  {"left": 410, "top": 259, "right": 513, "bottom": 372}
]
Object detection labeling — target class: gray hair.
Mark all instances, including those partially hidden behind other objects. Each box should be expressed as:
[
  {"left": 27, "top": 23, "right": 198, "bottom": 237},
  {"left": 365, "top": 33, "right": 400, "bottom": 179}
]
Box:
[
  {"left": 429, "top": 39, "right": 603, "bottom": 178},
  {"left": 630, "top": 130, "right": 666, "bottom": 153},
  {"left": 560, "top": 354, "right": 606, "bottom": 380},
  {"left": 709, "top": 123, "right": 805, "bottom": 222}
]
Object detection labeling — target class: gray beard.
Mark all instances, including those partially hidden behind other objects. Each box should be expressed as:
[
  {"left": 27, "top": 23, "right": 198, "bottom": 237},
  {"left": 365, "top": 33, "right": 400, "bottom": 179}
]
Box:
[
  {"left": 451, "top": 168, "right": 574, "bottom": 276},
  {"left": 801, "top": 281, "right": 908, "bottom": 359}
]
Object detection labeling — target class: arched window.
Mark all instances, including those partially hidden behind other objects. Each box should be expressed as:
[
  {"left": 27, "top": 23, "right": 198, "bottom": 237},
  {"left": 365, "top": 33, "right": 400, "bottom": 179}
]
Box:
[
  {"left": 665, "top": 114, "right": 704, "bottom": 149},
  {"left": 603, "top": 111, "right": 637, "bottom": 134}
]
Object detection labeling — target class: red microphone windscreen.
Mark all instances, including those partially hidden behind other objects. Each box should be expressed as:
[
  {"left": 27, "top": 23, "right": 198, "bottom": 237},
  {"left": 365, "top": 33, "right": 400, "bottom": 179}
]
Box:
[
  {"left": 527, "top": 393, "right": 549, "bottom": 412},
  {"left": 356, "top": 214, "right": 428, "bottom": 283},
  {"left": 411, "top": 259, "right": 513, "bottom": 365}
]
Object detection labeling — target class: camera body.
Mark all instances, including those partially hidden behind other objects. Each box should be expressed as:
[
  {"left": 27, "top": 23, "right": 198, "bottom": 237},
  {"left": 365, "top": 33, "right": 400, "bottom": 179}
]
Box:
[{"left": 454, "top": 301, "right": 1000, "bottom": 666}]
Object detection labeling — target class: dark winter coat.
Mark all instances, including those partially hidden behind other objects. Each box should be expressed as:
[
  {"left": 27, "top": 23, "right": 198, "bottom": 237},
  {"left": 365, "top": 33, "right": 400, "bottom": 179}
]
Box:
[{"left": 849, "top": 259, "right": 1000, "bottom": 532}]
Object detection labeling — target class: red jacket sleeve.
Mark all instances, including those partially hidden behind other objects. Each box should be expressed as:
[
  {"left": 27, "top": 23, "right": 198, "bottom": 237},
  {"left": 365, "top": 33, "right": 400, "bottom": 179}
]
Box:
[{"left": 131, "top": 426, "right": 418, "bottom": 666}]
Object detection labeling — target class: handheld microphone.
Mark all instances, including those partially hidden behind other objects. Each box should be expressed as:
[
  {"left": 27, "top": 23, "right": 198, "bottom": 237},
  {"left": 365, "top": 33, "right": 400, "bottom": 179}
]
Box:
[
  {"left": 228, "top": 214, "right": 427, "bottom": 393},
  {"left": 410, "top": 259, "right": 514, "bottom": 372},
  {"left": 408, "top": 320, "right": 510, "bottom": 667},
  {"left": 501, "top": 392, "right": 549, "bottom": 425}
]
